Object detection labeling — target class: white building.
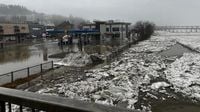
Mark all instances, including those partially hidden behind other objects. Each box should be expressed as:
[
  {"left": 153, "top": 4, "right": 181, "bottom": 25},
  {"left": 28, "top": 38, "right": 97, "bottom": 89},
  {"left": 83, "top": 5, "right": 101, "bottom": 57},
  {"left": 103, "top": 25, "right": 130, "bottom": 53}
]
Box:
[{"left": 82, "top": 20, "right": 131, "bottom": 39}]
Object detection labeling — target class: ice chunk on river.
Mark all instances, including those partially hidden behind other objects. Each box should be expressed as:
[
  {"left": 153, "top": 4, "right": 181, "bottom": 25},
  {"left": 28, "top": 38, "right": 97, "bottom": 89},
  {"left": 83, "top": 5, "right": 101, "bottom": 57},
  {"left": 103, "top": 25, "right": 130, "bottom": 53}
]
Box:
[
  {"left": 54, "top": 52, "right": 92, "bottom": 67},
  {"left": 151, "top": 82, "right": 170, "bottom": 90}
]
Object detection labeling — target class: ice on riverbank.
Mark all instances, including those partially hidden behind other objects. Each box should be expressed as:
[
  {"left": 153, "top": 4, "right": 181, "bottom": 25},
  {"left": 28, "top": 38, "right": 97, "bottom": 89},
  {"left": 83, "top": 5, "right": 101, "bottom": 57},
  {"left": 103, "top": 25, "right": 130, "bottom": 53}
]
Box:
[
  {"left": 156, "top": 31, "right": 200, "bottom": 52},
  {"left": 37, "top": 36, "right": 171, "bottom": 110},
  {"left": 151, "top": 82, "right": 170, "bottom": 90},
  {"left": 34, "top": 31, "right": 200, "bottom": 112},
  {"left": 54, "top": 52, "right": 92, "bottom": 67},
  {"left": 131, "top": 35, "right": 176, "bottom": 53},
  {"left": 165, "top": 53, "right": 200, "bottom": 100}
]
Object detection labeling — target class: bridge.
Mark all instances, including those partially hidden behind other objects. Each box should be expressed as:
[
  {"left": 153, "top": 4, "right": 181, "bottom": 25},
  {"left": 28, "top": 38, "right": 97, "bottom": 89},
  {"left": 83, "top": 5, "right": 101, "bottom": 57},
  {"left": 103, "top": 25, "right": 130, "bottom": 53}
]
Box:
[{"left": 156, "top": 26, "right": 200, "bottom": 33}]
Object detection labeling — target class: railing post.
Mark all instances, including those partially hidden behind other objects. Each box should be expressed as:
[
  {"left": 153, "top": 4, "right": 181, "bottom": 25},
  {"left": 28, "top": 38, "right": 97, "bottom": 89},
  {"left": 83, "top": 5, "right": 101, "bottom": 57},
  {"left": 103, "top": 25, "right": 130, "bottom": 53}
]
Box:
[
  {"left": 0, "top": 101, "right": 5, "bottom": 112},
  {"left": 32, "top": 109, "right": 36, "bottom": 112},
  {"left": 40, "top": 64, "right": 43, "bottom": 79},
  {"left": 27, "top": 67, "right": 30, "bottom": 77},
  {"left": 40, "top": 64, "right": 43, "bottom": 73},
  {"left": 8, "top": 102, "right": 11, "bottom": 112},
  {"left": 20, "top": 105, "right": 23, "bottom": 112},
  {"left": 51, "top": 61, "right": 54, "bottom": 69},
  {"left": 11, "top": 72, "right": 14, "bottom": 83}
]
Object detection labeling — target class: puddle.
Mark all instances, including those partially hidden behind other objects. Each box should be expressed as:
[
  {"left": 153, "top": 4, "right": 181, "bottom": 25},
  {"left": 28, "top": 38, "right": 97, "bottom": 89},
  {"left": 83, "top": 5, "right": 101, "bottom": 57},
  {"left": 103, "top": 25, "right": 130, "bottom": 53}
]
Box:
[{"left": 159, "top": 44, "right": 194, "bottom": 57}]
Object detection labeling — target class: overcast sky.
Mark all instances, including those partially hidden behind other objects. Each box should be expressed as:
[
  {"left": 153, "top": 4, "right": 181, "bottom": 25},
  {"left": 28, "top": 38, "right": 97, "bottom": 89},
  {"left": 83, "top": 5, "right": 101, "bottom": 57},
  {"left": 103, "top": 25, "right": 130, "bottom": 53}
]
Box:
[{"left": 0, "top": 0, "right": 200, "bottom": 25}]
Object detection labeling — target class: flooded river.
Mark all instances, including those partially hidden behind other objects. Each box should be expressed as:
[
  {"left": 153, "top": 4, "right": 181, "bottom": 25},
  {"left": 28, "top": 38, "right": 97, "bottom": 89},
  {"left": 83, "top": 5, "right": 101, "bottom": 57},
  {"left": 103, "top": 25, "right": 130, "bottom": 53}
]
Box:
[
  {"left": 0, "top": 37, "right": 127, "bottom": 75},
  {"left": 0, "top": 40, "right": 63, "bottom": 75}
]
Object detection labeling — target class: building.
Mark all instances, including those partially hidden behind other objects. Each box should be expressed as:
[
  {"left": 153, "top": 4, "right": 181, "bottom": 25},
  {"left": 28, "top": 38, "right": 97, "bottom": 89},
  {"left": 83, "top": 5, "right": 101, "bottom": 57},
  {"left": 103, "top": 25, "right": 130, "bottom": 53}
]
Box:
[
  {"left": 66, "top": 20, "right": 131, "bottom": 47},
  {"left": 0, "top": 23, "right": 29, "bottom": 44},
  {"left": 56, "top": 21, "right": 73, "bottom": 33},
  {"left": 82, "top": 20, "right": 131, "bottom": 39},
  {"left": 27, "top": 21, "right": 45, "bottom": 38}
]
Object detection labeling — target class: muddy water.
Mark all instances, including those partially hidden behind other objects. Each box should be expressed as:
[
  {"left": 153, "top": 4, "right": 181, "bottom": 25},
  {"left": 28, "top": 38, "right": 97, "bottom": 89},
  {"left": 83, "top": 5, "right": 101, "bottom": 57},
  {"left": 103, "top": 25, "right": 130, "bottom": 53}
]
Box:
[
  {"left": 0, "top": 37, "right": 127, "bottom": 76},
  {"left": 0, "top": 41, "right": 63, "bottom": 75}
]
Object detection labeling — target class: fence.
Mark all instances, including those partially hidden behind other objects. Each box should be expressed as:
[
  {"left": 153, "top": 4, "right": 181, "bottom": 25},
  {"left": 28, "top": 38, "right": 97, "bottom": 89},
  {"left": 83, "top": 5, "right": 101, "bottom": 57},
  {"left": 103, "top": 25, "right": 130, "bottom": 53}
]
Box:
[
  {"left": 106, "top": 41, "right": 136, "bottom": 62},
  {"left": 0, "top": 61, "right": 54, "bottom": 85},
  {"left": 0, "top": 87, "right": 140, "bottom": 112}
]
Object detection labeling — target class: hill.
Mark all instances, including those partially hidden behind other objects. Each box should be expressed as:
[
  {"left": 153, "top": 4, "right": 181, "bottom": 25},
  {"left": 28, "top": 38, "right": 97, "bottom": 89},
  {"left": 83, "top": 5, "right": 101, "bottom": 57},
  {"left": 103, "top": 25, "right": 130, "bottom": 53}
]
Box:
[
  {"left": 0, "top": 4, "right": 89, "bottom": 27},
  {"left": 0, "top": 4, "right": 34, "bottom": 16}
]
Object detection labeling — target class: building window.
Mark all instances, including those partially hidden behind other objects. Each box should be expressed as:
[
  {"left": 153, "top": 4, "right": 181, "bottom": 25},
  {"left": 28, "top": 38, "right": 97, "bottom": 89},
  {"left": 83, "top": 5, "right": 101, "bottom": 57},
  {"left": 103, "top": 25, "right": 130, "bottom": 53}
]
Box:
[
  {"left": 21, "top": 26, "right": 26, "bottom": 30},
  {"left": 14, "top": 26, "right": 20, "bottom": 33},
  {"left": 14, "top": 26, "right": 19, "bottom": 29},
  {"left": 114, "top": 34, "right": 120, "bottom": 38},
  {"left": 0, "top": 26, "right": 3, "bottom": 33},
  {"left": 112, "top": 27, "right": 120, "bottom": 32},
  {"left": 106, "top": 28, "right": 110, "bottom": 32}
]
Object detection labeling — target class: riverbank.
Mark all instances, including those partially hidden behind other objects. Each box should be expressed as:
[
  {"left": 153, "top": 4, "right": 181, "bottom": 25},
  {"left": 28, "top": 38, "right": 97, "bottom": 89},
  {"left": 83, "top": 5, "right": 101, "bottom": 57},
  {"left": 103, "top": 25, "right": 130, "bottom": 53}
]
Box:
[{"left": 19, "top": 31, "right": 200, "bottom": 112}]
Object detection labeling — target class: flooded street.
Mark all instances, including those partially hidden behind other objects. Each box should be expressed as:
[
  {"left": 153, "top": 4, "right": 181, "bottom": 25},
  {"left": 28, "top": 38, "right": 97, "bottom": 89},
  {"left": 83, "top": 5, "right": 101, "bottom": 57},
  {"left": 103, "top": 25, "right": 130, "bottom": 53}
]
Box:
[
  {"left": 0, "top": 37, "right": 128, "bottom": 74},
  {"left": 0, "top": 40, "right": 62, "bottom": 75}
]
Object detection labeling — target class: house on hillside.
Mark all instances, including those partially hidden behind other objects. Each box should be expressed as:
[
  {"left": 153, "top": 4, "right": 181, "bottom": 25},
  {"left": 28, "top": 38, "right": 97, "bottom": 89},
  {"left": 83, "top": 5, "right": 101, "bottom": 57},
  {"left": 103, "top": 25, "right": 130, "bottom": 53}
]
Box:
[{"left": 0, "top": 23, "right": 29, "bottom": 45}]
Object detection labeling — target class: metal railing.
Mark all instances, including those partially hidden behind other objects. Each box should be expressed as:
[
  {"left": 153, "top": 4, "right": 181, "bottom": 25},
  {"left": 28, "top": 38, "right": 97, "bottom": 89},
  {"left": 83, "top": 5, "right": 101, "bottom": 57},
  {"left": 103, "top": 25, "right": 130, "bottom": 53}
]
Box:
[
  {"left": 0, "top": 61, "right": 54, "bottom": 85},
  {"left": 0, "top": 87, "right": 140, "bottom": 112}
]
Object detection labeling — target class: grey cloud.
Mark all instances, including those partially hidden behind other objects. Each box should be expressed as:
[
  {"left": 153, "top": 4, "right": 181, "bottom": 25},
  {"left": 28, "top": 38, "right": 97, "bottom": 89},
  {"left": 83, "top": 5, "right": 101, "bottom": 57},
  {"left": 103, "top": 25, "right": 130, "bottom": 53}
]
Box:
[{"left": 0, "top": 0, "right": 200, "bottom": 25}]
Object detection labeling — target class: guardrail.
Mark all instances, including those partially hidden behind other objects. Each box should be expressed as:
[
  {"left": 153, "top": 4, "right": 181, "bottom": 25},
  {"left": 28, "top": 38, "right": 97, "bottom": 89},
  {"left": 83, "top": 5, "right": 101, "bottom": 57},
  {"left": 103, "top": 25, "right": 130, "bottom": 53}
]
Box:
[
  {"left": 0, "top": 61, "right": 54, "bottom": 86},
  {"left": 0, "top": 87, "right": 140, "bottom": 112}
]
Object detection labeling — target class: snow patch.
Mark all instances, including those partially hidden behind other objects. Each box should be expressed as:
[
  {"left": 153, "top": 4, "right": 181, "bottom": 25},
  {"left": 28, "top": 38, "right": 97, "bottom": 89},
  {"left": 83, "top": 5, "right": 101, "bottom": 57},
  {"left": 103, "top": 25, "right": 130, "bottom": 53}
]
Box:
[{"left": 54, "top": 52, "right": 92, "bottom": 67}]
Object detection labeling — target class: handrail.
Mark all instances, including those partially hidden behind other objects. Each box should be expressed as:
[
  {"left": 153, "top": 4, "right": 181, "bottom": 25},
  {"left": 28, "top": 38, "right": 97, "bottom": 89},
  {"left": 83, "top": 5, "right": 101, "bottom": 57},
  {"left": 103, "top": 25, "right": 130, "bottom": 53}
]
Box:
[
  {"left": 0, "top": 61, "right": 54, "bottom": 86},
  {"left": 0, "top": 61, "right": 53, "bottom": 77},
  {"left": 0, "top": 87, "right": 140, "bottom": 112}
]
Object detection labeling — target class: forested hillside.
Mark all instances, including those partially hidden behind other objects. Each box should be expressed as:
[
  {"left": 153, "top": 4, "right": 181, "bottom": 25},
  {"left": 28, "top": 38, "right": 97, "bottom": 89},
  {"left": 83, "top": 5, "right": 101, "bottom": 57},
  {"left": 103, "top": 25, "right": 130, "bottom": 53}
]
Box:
[{"left": 0, "top": 4, "right": 34, "bottom": 15}]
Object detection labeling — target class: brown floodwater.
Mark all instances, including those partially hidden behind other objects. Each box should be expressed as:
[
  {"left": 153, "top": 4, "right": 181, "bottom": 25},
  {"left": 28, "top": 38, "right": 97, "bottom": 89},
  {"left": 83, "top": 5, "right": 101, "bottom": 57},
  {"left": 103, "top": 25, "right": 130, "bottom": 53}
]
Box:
[{"left": 0, "top": 41, "right": 62, "bottom": 75}]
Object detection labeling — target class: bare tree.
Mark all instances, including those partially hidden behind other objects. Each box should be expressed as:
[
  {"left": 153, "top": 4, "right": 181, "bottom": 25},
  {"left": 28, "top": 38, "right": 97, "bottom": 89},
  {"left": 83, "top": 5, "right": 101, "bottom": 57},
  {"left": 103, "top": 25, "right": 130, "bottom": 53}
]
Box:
[{"left": 133, "top": 21, "right": 155, "bottom": 41}]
